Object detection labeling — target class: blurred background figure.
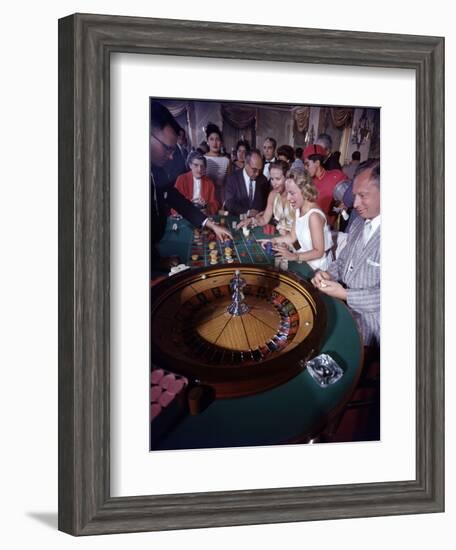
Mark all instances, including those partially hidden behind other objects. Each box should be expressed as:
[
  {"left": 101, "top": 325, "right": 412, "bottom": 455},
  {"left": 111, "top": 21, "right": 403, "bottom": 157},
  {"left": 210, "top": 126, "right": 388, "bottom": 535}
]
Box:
[
  {"left": 276, "top": 144, "right": 295, "bottom": 167},
  {"left": 343, "top": 150, "right": 361, "bottom": 180},
  {"left": 291, "top": 147, "right": 305, "bottom": 170},
  {"left": 232, "top": 139, "right": 251, "bottom": 171},
  {"left": 316, "top": 132, "right": 342, "bottom": 171},
  {"left": 164, "top": 127, "right": 189, "bottom": 184}
]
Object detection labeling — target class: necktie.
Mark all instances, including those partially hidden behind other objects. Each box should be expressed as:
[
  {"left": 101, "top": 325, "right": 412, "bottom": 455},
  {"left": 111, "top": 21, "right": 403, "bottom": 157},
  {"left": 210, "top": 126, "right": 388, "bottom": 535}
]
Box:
[
  {"left": 363, "top": 219, "right": 372, "bottom": 246},
  {"left": 248, "top": 178, "right": 254, "bottom": 206}
]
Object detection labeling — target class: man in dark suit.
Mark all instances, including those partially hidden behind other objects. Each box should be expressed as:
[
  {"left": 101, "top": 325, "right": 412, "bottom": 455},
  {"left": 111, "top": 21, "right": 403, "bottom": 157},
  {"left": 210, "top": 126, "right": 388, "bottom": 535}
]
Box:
[
  {"left": 224, "top": 150, "right": 269, "bottom": 216},
  {"left": 262, "top": 136, "right": 277, "bottom": 179},
  {"left": 164, "top": 127, "right": 189, "bottom": 183},
  {"left": 150, "top": 101, "right": 231, "bottom": 268}
]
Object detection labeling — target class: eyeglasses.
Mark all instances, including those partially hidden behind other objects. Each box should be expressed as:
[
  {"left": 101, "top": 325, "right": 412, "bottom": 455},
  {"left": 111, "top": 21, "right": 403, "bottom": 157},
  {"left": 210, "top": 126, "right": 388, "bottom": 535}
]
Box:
[{"left": 151, "top": 133, "right": 176, "bottom": 155}]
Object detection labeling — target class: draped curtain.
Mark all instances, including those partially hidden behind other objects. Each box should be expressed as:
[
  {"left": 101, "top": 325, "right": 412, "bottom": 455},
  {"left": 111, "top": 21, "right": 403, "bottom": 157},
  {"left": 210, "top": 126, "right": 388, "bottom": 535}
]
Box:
[
  {"left": 293, "top": 107, "right": 311, "bottom": 146},
  {"left": 319, "top": 107, "right": 353, "bottom": 133},
  {"left": 221, "top": 104, "right": 256, "bottom": 128},
  {"left": 161, "top": 100, "right": 188, "bottom": 118},
  {"left": 221, "top": 104, "right": 257, "bottom": 151},
  {"left": 293, "top": 106, "right": 310, "bottom": 133},
  {"left": 330, "top": 108, "right": 353, "bottom": 129}
]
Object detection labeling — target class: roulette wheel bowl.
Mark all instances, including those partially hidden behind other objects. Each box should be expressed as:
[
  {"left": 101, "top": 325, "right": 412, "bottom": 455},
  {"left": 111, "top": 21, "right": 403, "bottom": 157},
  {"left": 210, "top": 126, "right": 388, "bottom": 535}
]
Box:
[{"left": 150, "top": 263, "right": 327, "bottom": 398}]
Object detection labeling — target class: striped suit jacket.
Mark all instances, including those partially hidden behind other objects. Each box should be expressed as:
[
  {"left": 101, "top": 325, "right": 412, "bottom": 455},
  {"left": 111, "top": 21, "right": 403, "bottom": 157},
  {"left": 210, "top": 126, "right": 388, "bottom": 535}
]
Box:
[{"left": 327, "top": 216, "right": 380, "bottom": 346}]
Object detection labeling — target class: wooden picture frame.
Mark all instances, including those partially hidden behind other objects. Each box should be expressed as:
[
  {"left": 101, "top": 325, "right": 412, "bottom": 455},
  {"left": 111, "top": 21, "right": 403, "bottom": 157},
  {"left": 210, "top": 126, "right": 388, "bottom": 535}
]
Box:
[{"left": 58, "top": 13, "right": 444, "bottom": 535}]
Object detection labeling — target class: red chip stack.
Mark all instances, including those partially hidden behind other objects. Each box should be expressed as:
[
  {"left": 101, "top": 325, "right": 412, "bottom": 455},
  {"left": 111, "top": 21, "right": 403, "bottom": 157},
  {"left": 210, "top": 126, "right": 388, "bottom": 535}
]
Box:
[{"left": 150, "top": 368, "right": 189, "bottom": 448}]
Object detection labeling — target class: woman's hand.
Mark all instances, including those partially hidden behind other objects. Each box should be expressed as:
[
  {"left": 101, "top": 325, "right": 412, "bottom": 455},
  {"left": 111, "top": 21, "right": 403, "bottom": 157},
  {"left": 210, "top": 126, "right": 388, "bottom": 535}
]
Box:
[
  {"left": 236, "top": 218, "right": 250, "bottom": 229},
  {"left": 257, "top": 239, "right": 273, "bottom": 250},
  {"left": 236, "top": 217, "right": 257, "bottom": 230},
  {"left": 272, "top": 243, "right": 297, "bottom": 260}
]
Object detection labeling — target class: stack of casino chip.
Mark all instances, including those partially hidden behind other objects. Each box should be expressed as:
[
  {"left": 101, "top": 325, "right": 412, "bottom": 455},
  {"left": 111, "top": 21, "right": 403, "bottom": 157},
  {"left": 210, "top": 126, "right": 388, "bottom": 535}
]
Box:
[
  {"left": 224, "top": 246, "right": 234, "bottom": 263},
  {"left": 150, "top": 368, "right": 189, "bottom": 421}
]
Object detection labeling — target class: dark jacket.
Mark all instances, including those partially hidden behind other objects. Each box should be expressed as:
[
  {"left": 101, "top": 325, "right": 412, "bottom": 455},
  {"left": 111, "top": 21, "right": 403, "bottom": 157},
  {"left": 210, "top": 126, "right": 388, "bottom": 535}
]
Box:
[
  {"left": 150, "top": 166, "right": 205, "bottom": 246},
  {"left": 224, "top": 170, "right": 269, "bottom": 215}
]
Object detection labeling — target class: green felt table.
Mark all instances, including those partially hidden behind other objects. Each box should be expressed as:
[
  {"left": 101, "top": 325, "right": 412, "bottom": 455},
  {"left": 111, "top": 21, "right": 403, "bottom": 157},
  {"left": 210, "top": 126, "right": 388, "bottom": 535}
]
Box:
[
  {"left": 152, "top": 216, "right": 363, "bottom": 450},
  {"left": 158, "top": 215, "right": 290, "bottom": 271}
]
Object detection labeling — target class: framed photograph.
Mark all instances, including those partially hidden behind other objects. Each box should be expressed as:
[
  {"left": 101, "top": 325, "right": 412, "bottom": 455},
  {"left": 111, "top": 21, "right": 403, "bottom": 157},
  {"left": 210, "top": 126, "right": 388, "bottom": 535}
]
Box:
[
  {"left": 58, "top": 13, "right": 444, "bottom": 535},
  {"left": 147, "top": 96, "right": 380, "bottom": 452}
]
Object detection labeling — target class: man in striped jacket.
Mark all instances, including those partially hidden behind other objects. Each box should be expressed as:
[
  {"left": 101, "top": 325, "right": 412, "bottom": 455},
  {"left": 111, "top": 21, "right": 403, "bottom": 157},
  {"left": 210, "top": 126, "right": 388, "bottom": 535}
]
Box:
[{"left": 311, "top": 159, "right": 380, "bottom": 347}]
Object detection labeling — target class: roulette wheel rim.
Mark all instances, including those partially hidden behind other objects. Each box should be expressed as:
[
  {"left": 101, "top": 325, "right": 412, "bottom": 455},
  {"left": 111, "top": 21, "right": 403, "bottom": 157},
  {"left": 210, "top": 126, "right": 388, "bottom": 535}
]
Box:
[{"left": 150, "top": 263, "right": 327, "bottom": 398}]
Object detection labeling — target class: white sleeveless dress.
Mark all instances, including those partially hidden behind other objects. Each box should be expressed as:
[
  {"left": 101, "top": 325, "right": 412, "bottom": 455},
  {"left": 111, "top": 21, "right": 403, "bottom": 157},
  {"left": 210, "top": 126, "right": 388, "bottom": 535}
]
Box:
[{"left": 295, "top": 207, "right": 333, "bottom": 270}]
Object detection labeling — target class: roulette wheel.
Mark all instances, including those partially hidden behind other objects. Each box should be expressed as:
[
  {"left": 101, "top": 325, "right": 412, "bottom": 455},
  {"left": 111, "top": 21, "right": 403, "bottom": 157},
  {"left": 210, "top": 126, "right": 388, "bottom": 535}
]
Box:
[{"left": 150, "top": 264, "right": 327, "bottom": 398}]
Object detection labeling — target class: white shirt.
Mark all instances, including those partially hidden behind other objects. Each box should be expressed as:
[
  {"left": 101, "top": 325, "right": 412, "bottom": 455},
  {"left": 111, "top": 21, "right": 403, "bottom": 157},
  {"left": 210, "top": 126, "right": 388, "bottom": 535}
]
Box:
[
  {"left": 347, "top": 214, "right": 381, "bottom": 273},
  {"left": 263, "top": 157, "right": 275, "bottom": 179},
  {"left": 242, "top": 168, "right": 256, "bottom": 201},
  {"left": 363, "top": 215, "right": 381, "bottom": 246},
  {"left": 192, "top": 177, "right": 202, "bottom": 201}
]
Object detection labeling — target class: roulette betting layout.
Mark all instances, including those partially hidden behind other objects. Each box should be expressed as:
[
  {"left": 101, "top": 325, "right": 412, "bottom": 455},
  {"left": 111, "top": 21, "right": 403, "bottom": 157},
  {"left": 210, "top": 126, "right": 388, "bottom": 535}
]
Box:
[{"left": 186, "top": 221, "right": 275, "bottom": 268}]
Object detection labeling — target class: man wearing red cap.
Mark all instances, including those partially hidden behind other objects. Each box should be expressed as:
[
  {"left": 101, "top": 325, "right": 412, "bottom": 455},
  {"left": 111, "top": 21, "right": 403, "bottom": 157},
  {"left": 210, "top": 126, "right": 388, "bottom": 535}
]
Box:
[{"left": 303, "top": 143, "right": 346, "bottom": 227}]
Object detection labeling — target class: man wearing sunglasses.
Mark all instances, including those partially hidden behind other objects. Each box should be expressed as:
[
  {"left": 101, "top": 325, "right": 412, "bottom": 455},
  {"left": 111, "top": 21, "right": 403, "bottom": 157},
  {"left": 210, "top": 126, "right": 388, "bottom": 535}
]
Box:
[{"left": 150, "top": 100, "right": 231, "bottom": 269}]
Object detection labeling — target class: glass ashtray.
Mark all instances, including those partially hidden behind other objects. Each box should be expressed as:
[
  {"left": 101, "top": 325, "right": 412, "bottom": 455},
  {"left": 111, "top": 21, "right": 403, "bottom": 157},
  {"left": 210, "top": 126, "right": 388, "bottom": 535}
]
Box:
[{"left": 305, "top": 353, "right": 344, "bottom": 387}]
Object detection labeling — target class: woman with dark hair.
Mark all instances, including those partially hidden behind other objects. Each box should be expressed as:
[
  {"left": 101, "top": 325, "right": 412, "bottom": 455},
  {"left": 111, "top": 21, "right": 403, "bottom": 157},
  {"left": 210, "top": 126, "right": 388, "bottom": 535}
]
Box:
[
  {"left": 237, "top": 160, "right": 294, "bottom": 235},
  {"left": 232, "top": 139, "right": 251, "bottom": 171},
  {"left": 204, "top": 123, "right": 231, "bottom": 204},
  {"left": 276, "top": 144, "right": 295, "bottom": 165},
  {"left": 267, "top": 169, "right": 333, "bottom": 271},
  {"left": 197, "top": 141, "right": 209, "bottom": 154}
]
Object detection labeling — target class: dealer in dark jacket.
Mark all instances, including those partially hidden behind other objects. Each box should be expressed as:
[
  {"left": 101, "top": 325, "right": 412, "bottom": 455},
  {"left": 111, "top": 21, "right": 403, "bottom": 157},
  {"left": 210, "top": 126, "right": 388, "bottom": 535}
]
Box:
[
  {"left": 150, "top": 100, "right": 231, "bottom": 267},
  {"left": 224, "top": 150, "right": 269, "bottom": 216}
]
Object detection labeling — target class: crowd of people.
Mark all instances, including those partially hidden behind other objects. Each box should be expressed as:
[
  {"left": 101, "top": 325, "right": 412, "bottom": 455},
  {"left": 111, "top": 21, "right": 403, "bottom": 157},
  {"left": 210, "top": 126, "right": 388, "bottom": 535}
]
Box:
[{"left": 150, "top": 100, "right": 380, "bottom": 350}]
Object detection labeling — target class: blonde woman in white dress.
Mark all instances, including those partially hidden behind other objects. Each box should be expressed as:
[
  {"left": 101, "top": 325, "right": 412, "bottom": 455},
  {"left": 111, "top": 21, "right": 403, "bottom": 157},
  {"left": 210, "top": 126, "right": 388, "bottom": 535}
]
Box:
[
  {"left": 270, "top": 169, "right": 333, "bottom": 270},
  {"left": 237, "top": 160, "right": 294, "bottom": 235}
]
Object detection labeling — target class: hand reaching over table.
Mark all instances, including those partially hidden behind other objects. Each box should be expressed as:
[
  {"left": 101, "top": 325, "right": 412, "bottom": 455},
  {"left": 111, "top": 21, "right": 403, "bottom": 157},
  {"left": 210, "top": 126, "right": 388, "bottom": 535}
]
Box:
[{"left": 205, "top": 219, "right": 233, "bottom": 241}]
